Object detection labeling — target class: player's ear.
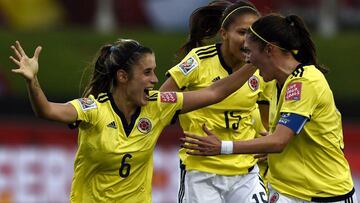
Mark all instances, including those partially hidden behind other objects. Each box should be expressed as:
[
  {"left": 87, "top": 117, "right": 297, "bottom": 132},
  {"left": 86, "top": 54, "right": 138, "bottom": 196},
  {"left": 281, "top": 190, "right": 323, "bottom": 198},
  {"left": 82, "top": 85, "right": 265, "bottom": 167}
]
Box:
[
  {"left": 117, "top": 69, "right": 128, "bottom": 83},
  {"left": 264, "top": 44, "right": 273, "bottom": 56},
  {"left": 220, "top": 28, "right": 227, "bottom": 41}
]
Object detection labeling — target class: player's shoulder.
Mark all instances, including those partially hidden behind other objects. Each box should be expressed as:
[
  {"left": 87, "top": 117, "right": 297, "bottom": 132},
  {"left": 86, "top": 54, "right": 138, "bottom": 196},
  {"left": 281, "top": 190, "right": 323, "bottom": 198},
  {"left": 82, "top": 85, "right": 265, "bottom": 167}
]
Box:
[
  {"left": 191, "top": 44, "right": 218, "bottom": 60},
  {"left": 290, "top": 64, "right": 325, "bottom": 83},
  {"left": 78, "top": 93, "right": 111, "bottom": 111},
  {"left": 173, "top": 44, "right": 219, "bottom": 76}
]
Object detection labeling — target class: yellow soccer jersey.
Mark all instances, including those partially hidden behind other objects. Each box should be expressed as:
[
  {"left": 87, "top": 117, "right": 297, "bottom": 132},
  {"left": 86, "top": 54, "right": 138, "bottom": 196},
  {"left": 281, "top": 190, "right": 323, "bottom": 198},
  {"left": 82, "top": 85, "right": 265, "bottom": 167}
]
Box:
[
  {"left": 68, "top": 91, "right": 183, "bottom": 203},
  {"left": 268, "top": 64, "right": 354, "bottom": 200},
  {"left": 167, "top": 44, "right": 272, "bottom": 175}
]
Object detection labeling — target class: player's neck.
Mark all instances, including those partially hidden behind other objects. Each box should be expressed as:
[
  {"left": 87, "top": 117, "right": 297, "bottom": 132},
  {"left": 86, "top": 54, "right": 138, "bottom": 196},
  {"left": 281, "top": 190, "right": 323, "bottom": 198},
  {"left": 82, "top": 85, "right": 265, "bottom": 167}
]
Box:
[
  {"left": 274, "top": 57, "right": 300, "bottom": 85},
  {"left": 220, "top": 44, "right": 245, "bottom": 72},
  {"left": 112, "top": 89, "right": 138, "bottom": 124}
]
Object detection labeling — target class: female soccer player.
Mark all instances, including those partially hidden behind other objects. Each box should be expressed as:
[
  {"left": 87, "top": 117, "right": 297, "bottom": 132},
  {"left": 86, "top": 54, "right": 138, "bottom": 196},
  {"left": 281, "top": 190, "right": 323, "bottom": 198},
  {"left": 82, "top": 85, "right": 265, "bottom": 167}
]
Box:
[
  {"left": 9, "top": 39, "right": 256, "bottom": 203},
  {"left": 182, "top": 14, "right": 358, "bottom": 203},
  {"left": 160, "top": 1, "right": 271, "bottom": 202}
]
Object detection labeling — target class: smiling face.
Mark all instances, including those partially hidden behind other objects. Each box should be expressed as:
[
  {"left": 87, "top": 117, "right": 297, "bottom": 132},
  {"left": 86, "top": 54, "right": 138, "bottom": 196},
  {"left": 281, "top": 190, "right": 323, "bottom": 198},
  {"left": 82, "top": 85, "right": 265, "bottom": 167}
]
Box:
[
  {"left": 244, "top": 34, "right": 274, "bottom": 82},
  {"left": 221, "top": 13, "right": 259, "bottom": 63},
  {"left": 124, "top": 53, "right": 158, "bottom": 106}
]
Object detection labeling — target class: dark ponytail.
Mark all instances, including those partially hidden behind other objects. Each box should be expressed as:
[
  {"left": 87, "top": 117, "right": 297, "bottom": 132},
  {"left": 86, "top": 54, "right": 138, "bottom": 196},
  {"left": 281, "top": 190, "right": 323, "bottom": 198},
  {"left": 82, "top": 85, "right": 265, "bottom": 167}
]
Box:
[
  {"left": 177, "top": 0, "right": 230, "bottom": 58},
  {"left": 249, "top": 14, "right": 328, "bottom": 73},
  {"left": 82, "top": 39, "right": 153, "bottom": 98},
  {"left": 177, "top": 0, "right": 259, "bottom": 58},
  {"left": 285, "top": 15, "right": 328, "bottom": 73}
]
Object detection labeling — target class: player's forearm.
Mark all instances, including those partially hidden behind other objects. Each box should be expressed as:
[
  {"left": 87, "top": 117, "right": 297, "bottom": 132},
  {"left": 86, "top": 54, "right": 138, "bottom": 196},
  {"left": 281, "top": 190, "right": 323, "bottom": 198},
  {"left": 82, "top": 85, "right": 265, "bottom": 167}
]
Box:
[
  {"left": 210, "top": 64, "right": 256, "bottom": 102},
  {"left": 233, "top": 134, "right": 286, "bottom": 154},
  {"left": 26, "top": 77, "right": 52, "bottom": 119}
]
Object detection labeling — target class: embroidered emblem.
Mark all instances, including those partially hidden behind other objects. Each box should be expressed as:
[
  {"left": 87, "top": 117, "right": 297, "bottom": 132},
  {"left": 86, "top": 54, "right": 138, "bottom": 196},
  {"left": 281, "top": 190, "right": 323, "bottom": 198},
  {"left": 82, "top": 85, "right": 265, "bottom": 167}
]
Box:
[
  {"left": 269, "top": 192, "right": 279, "bottom": 203},
  {"left": 285, "top": 82, "right": 302, "bottom": 101},
  {"left": 248, "top": 75, "right": 259, "bottom": 91},
  {"left": 137, "top": 118, "right": 152, "bottom": 134},
  {"left": 178, "top": 56, "right": 198, "bottom": 75},
  {"left": 160, "top": 92, "right": 177, "bottom": 103},
  {"left": 107, "top": 121, "right": 117, "bottom": 129},
  {"left": 78, "top": 98, "right": 97, "bottom": 111}
]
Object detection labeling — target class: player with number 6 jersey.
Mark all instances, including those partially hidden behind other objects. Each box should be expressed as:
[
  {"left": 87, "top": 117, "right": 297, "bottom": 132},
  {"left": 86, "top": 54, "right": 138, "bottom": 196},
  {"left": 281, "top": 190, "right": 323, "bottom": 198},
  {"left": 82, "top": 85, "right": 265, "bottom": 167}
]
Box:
[
  {"left": 10, "top": 38, "right": 256, "bottom": 203},
  {"left": 68, "top": 91, "right": 183, "bottom": 202}
]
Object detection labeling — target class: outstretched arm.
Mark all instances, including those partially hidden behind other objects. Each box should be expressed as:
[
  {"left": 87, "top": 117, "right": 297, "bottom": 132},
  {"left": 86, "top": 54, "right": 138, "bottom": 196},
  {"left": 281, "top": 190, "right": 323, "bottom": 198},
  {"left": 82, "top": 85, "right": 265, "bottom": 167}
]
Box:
[
  {"left": 10, "top": 41, "right": 77, "bottom": 123},
  {"left": 181, "top": 64, "right": 256, "bottom": 113},
  {"left": 181, "top": 124, "right": 294, "bottom": 155}
]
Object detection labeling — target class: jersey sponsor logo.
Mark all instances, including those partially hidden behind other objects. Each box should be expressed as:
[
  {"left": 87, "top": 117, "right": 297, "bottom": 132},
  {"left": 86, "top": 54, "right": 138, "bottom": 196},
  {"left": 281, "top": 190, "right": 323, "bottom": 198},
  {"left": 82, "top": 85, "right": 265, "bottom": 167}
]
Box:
[
  {"left": 248, "top": 75, "right": 259, "bottom": 91},
  {"left": 137, "top": 118, "right": 152, "bottom": 134},
  {"left": 107, "top": 121, "right": 117, "bottom": 129},
  {"left": 178, "top": 56, "right": 198, "bottom": 75},
  {"left": 78, "top": 98, "right": 97, "bottom": 111},
  {"left": 269, "top": 192, "right": 279, "bottom": 203},
  {"left": 160, "top": 92, "right": 177, "bottom": 103},
  {"left": 285, "top": 82, "right": 302, "bottom": 101}
]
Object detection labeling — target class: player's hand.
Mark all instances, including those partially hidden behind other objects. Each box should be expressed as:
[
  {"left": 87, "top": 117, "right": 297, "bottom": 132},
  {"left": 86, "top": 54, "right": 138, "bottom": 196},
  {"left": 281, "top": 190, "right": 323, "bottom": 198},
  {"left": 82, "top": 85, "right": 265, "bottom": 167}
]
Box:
[
  {"left": 9, "top": 41, "right": 42, "bottom": 81},
  {"left": 181, "top": 124, "right": 221, "bottom": 156}
]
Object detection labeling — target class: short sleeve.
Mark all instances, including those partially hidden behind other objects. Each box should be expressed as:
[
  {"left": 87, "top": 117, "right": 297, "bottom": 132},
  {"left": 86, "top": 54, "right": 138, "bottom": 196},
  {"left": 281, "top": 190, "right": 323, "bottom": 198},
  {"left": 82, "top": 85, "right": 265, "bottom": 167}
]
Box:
[
  {"left": 280, "top": 78, "right": 318, "bottom": 118},
  {"left": 157, "top": 92, "right": 184, "bottom": 125},
  {"left": 166, "top": 50, "right": 200, "bottom": 90},
  {"left": 68, "top": 95, "right": 99, "bottom": 125}
]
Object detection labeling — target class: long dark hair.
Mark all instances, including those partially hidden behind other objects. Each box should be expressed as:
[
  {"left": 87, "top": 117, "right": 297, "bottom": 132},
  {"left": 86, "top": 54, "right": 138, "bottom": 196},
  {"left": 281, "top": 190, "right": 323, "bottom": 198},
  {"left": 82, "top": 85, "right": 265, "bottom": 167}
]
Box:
[
  {"left": 178, "top": 0, "right": 259, "bottom": 58},
  {"left": 82, "top": 39, "right": 153, "bottom": 98},
  {"left": 248, "top": 14, "right": 328, "bottom": 73}
]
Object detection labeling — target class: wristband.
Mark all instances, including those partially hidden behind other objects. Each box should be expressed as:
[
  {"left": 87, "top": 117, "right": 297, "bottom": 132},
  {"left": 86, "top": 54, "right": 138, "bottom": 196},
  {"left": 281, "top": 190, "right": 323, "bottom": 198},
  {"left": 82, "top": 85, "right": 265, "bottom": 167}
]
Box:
[{"left": 221, "top": 141, "right": 233, "bottom": 154}]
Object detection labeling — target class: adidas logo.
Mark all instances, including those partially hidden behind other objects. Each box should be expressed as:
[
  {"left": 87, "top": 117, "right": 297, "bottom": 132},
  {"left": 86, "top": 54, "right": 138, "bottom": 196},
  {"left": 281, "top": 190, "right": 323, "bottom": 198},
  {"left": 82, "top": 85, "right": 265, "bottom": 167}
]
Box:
[
  {"left": 107, "top": 121, "right": 117, "bottom": 129},
  {"left": 212, "top": 76, "right": 221, "bottom": 82}
]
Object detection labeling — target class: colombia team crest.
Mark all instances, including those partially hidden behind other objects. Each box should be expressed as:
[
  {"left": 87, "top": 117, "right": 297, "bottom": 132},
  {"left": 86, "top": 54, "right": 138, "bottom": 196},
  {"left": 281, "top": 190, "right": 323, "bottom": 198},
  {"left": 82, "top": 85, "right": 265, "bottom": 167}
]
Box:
[
  {"left": 269, "top": 192, "right": 279, "bottom": 203},
  {"left": 137, "top": 118, "right": 152, "bottom": 134},
  {"left": 248, "top": 75, "right": 259, "bottom": 91}
]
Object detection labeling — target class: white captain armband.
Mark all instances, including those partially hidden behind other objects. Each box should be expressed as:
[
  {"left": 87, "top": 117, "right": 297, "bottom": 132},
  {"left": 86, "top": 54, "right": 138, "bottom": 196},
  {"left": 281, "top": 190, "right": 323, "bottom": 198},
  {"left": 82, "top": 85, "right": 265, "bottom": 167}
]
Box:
[
  {"left": 278, "top": 113, "right": 308, "bottom": 135},
  {"left": 221, "top": 141, "right": 233, "bottom": 154}
]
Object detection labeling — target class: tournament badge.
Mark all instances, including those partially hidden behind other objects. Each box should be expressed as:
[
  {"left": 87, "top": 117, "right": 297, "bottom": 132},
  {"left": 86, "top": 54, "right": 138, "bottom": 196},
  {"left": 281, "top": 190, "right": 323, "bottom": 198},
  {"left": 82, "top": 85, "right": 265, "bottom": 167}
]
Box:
[
  {"left": 285, "top": 82, "right": 302, "bottom": 101},
  {"left": 137, "top": 118, "right": 152, "bottom": 134},
  {"left": 160, "top": 92, "right": 177, "bottom": 103},
  {"left": 178, "top": 56, "right": 198, "bottom": 75},
  {"left": 269, "top": 192, "right": 279, "bottom": 203},
  {"left": 248, "top": 75, "right": 259, "bottom": 91},
  {"left": 78, "top": 98, "right": 97, "bottom": 111}
]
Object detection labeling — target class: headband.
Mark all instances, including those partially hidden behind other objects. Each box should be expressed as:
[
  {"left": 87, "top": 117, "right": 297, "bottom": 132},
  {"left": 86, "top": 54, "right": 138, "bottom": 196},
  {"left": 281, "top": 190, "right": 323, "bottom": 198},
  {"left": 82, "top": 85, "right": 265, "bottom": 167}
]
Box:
[
  {"left": 221, "top": 6, "right": 259, "bottom": 28},
  {"left": 249, "top": 26, "right": 298, "bottom": 55}
]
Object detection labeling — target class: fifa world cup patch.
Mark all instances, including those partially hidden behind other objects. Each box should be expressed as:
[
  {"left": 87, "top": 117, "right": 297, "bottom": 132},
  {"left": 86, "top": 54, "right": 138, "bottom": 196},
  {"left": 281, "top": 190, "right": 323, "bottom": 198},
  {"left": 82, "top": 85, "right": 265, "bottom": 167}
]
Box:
[
  {"left": 178, "top": 56, "right": 198, "bottom": 75},
  {"left": 285, "top": 82, "right": 302, "bottom": 101},
  {"left": 137, "top": 118, "right": 152, "bottom": 134},
  {"left": 78, "top": 98, "right": 97, "bottom": 111},
  {"left": 160, "top": 92, "right": 177, "bottom": 103},
  {"left": 269, "top": 192, "right": 279, "bottom": 203},
  {"left": 248, "top": 75, "right": 259, "bottom": 91}
]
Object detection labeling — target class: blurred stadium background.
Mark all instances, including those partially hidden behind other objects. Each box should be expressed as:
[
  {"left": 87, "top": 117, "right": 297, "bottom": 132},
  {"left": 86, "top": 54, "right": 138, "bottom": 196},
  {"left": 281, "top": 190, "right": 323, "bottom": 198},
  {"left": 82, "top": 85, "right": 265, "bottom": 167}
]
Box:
[{"left": 0, "top": 0, "right": 359, "bottom": 202}]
